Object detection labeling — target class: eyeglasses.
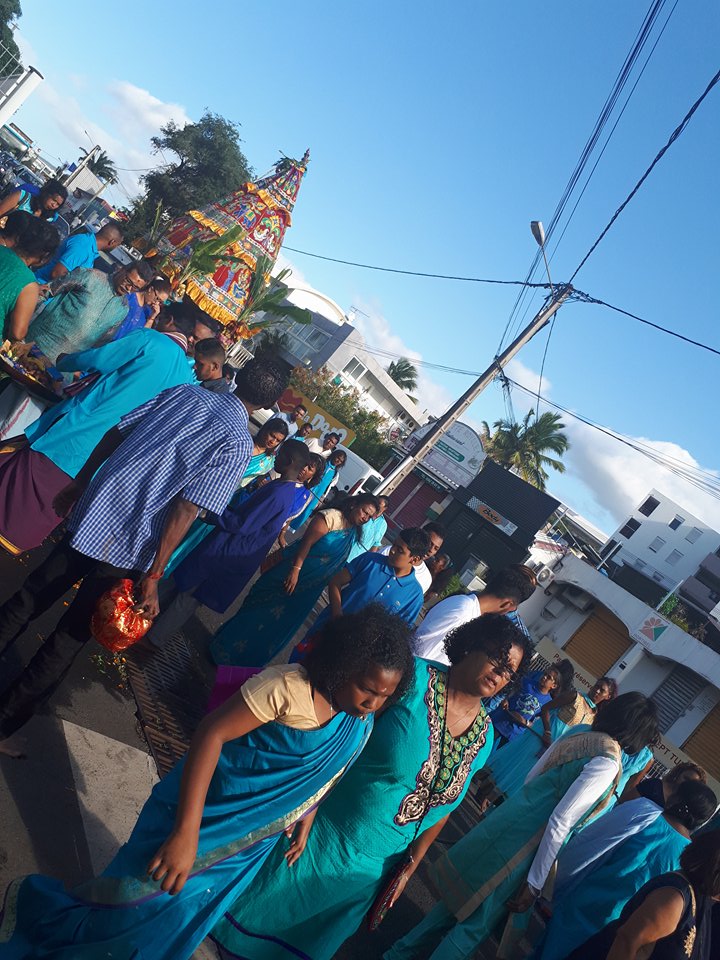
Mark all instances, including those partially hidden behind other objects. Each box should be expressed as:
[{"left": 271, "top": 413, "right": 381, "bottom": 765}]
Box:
[{"left": 489, "top": 658, "right": 518, "bottom": 683}]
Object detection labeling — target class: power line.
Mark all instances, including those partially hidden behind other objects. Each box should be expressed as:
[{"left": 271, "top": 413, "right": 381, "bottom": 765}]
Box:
[
  {"left": 569, "top": 65, "right": 720, "bottom": 282},
  {"left": 283, "top": 246, "right": 553, "bottom": 288},
  {"left": 505, "top": 376, "right": 720, "bottom": 499}
]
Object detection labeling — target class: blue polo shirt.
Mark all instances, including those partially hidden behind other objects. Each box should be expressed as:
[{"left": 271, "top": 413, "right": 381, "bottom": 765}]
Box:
[
  {"left": 317, "top": 552, "right": 425, "bottom": 630},
  {"left": 35, "top": 231, "right": 99, "bottom": 282}
]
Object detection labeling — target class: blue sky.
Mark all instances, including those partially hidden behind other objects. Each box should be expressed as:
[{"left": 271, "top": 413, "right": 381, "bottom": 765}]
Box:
[{"left": 13, "top": 0, "right": 720, "bottom": 533}]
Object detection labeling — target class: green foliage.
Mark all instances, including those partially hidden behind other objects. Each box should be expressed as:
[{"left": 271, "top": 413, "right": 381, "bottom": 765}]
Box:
[
  {"left": 82, "top": 148, "right": 118, "bottom": 185},
  {"left": 0, "top": 1, "right": 22, "bottom": 78},
  {"left": 126, "top": 112, "right": 253, "bottom": 238},
  {"left": 254, "top": 329, "right": 290, "bottom": 358},
  {"left": 290, "top": 365, "right": 393, "bottom": 469},
  {"left": 386, "top": 356, "right": 419, "bottom": 394},
  {"left": 439, "top": 573, "right": 464, "bottom": 600},
  {"left": 480, "top": 409, "right": 569, "bottom": 490}
]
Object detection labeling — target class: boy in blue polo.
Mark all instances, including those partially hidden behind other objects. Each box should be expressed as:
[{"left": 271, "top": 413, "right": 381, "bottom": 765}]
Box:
[{"left": 290, "top": 526, "right": 431, "bottom": 661}]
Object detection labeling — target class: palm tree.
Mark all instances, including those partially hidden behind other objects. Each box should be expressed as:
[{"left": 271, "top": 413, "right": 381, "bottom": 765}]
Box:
[
  {"left": 387, "top": 357, "right": 419, "bottom": 394},
  {"left": 481, "top": 409, "right": 569, "bottom": 490},
  {"left": 81, "top": 149, "right": 118, "bottom": 185}
]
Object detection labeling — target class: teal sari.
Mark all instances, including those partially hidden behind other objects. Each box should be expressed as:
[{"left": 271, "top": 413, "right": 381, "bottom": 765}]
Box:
[
  {"left": 209, "top": 513, "right": 357, "bottom": 666},
  {"left": 539, "top": 813, "right": 690, "bottom": 960},
  {"left": 386, "top": 729, "right": 621, "bottom": 960},
  {"left": 0, "top": 671, "right": 372, "bottom": 960},
  {"left": 211, "top": 658, "right": 495, "bottom": 959}
]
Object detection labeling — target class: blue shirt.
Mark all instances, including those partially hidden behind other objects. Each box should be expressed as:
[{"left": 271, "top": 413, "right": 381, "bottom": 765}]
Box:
[
  {"left": 314, "top": 552, "right": 425, "bottom": 631},
  {"left": 490, "top": 670, "right": 553, "bottom": 742},
  {"left": 35, "top": 231, "right": 98, "bottom": 282},
  {"left": 25, "top": 329, "right": 194, "bottom": 478},
  {"left": 68, "top": 385, "right": 253, "bottom": 571},
  {"left": 346, "top": 514, "right": 388, "bottom": 562}
]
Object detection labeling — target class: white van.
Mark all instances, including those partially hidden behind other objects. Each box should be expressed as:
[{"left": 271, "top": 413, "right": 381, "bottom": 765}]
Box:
[{"left": 334, "top": 446, "right": 383, "bottom": 497}]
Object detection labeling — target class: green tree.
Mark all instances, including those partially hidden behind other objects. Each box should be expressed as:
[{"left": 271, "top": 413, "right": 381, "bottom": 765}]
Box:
[
  {"left": 480, "top": 409, "right": 569, "bottom": 490},
  {"left": 254, "top": 328, "right": 290, "bottom": 358},
  {"left": 290, "top": 365, "right": 393, "bottom": 469},
  {"left": 82, "top": 148, "right": 118, "bottom": 185},
  {"left": 386, "top": 357, "right": 419, "bottom": 394},
  {"left": 0, "top": 1, "right": 22, "bottom": 78},
  {"left": 127, "top": 112, "right": 253, "bottom": 238}
]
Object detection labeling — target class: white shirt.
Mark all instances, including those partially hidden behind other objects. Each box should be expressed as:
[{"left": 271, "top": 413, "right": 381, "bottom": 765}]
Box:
[
  {"left": 524, "top": 740, "right": 620, "bottom": 893},
  {"left": 306, "top": 437, "right": 332, "bottom": 458},
  {"left": 411, "top": 593, "right": 482, "bottom": 664},
  {"left": 275, "top": 411, "right": 299, "bottom": 437}
]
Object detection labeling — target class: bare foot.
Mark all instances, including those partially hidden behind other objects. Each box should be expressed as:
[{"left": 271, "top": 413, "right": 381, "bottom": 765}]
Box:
[{"left": 0, "top": 735, "right": 27, "bottom": 759}]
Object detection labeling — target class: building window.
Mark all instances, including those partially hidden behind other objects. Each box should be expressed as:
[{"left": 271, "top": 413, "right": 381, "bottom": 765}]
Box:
[
  {"left": 685, "top": 527, "right": 702, "bottom": 544},
  {"left": 668, "top": 515, "right": 685, "bottom": 531},
  {"left": 653, "top": 572, "right": 665, "bottom": 583},
  {"left": 639, "top": 496, "right": 660, "bottom": 517},
  {"left": 600, "top": 538, "right": 619, "bottom": 558},
  {"left": 649, "top": 536, "right": 666, "bottom": 553},
  {"left": 343, "top": 357, "right": 366, "bottom": 381},
  {"left": 634, "top": 558, "right": 647, "bottom": 569},
  {"left": 666, "top": 549, "right": 684, "bottom": 567},
  {"left": 618, "top": 518, "right": 641, "bottom": 539}
]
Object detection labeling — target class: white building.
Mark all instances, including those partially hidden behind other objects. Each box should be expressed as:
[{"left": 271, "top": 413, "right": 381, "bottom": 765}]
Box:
[
  {"left": 519, "top": 551, "right": 720, "bottom": 789},
  {"left": 600, "top": 489, "right": 720, "bottom": 594},
  {"left": 253, "top": 281, "right": 429, "bottom": 437}
]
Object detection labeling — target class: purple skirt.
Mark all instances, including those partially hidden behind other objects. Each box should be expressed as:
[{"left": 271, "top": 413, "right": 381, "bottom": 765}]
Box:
[{"left": 0, "top": 443, "right": 70, "bottom": 554}]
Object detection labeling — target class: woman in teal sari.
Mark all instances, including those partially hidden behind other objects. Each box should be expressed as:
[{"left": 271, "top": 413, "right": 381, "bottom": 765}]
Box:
[
  {"left": 0, "top": 606, "right": 415, "bottom": 960},
  {"left": 488, "top": 672, "right": 617, "bottom": 800},
  {"left": 289, "top": 449, "right": 346, "bottom": 532},
  {"left": 211, "top": 613, "right": 535, "bottom": 959},
  {"left": 209, "top": 492, "right": 379, "bottom": 666},
  {"left": 538, "top": 779, "right": 717, "bottom": 960},
  {"left": 164, "top": 418, "right": 290, "bottom": 576},
  {"left": 385, "top": 692, "right": 659, "bottom": 960}
]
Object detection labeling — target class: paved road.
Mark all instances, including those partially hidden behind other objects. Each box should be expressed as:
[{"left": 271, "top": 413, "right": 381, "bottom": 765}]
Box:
[{"left": 0, "top": 542, "right": 495, "bottom": 959}]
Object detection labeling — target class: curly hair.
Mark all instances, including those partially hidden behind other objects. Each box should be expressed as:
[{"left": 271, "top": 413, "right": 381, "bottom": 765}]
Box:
[
  {"left": 595, "top": 676, "right": 618, "bottom": 700},
  {"left": 337, "top": 492, "right": 380, "bottom": 520},
  {"left": 592, "top": 691, "right": 659, "bottom": 756},
  {"left": 443, "top": 613, "right": 535, "bottom": 682},
  {"left": 397, "top": 527, "right": 432, "bottom": 559},
  {"left": 303, "top": 603, "right": 415, "bottom": 706},
  {"left": 234, "top": 358, "right": 289, "bottom": 409},
  {"left": 554, "top": 658, "right": 576, "bottom": 693},
  {"left": 484, "top": 565, "right": 537, "bottom": 605},
  {"left": 680, "top": 830, "right": 720, "bottom": 897},
  {"left": 3, "top": 211, "right": 60, "bottom": 260}
]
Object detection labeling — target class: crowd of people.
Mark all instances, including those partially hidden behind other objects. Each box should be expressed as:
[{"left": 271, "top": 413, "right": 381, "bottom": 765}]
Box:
[{"left": 0, "top": 213, "right": 718, "bottom": 960}]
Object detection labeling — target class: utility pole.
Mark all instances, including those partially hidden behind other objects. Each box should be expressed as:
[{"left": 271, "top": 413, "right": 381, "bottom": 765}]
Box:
[
  {"left": 376, "top": 284, "right": 573, "bottom": 496},
  {"left": 63, "top": 144, "right": 100, "bottom": 190}
]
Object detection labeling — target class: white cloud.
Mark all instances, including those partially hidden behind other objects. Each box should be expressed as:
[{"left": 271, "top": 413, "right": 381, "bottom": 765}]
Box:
[
  {"left": 13, "top": 34, "right": 191, "bottom": 205},
  {"left": 505, "top": 357, "right": 552, "bottom": 397},
  {"left": 347, "top": 298, "right": 454, "bottom": 418}
]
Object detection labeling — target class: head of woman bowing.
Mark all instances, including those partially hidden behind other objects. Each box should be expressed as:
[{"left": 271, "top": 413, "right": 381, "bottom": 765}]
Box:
[
  {"left": 443, "top": 614, "right": 535, "bottom": 701},
  {"left": 302, "top": 452, "right": 325, "bottom": 487},
  {"left": 337, "top": 492, "right": 379, "bottom": 527},
  {"left": 588, "top": 675, "right": 618, "bottom": 707},
  {"left": 590, "top": 690, "right": 659, "bottom": 756},
  {"left": 303, "top": 604, "right": 414, "bottom": 718},
  {"left": 256, "top": 418, "right": 289, "bottom": 452}
]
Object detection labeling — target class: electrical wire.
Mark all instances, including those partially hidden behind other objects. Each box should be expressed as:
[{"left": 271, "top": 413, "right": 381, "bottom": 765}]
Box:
[
  {"left": 569, "top": 65, "right": 720, "bottom": 283},
  {"left": 283, "top": 246, "right": 553, "bottom": 288}
]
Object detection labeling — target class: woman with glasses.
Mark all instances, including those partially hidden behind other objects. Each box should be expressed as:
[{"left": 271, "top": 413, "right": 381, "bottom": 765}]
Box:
[{"left": 210, "top": 614, "right": 534, "bottom": 959}]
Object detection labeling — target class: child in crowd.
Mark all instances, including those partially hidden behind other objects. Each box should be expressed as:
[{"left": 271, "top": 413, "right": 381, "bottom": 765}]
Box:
[
  {"left": 146, "top": 440, "right": 312, "bottom": 648},
  {"left": 290, "top": 526, "right": 431, "bottom": 661}
]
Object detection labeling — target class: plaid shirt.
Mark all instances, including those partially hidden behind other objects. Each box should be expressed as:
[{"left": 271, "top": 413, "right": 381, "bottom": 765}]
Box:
[{"left": 69, "top": 385, "right": 252, "bottom": 571}]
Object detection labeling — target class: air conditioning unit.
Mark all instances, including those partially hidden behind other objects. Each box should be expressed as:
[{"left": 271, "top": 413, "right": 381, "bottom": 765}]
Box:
[
  {"left": 542, "top": 597, "right": 566, "bottom": 619},
  {"left": 536, "top": 566, "right": 555, "bottom": 587},
  {"left": 562, "top": 585, "right": 594, "bottom": 612}
]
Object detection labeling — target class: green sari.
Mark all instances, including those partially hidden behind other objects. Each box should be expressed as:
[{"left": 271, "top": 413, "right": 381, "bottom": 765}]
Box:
[{"left": 211, "top": 658, "right": 495, "bottom": 958}]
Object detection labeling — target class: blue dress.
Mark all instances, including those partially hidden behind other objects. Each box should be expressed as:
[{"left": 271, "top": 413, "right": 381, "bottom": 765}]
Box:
[
  {"left": 210, "top": 512, "right": 358, "bottom": 666},
  {"left": 0, "top": 672, "right": 372, "bottom": 960}
]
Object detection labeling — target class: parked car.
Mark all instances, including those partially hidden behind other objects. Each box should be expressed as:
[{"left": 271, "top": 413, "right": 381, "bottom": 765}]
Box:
[{"left": 333, "top": 446, "right": 383, "bottom": 497}]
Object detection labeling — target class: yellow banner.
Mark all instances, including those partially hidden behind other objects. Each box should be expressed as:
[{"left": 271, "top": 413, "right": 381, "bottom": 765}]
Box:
[
  {"left": 278, "top": 387, "right": 355, "bottom": 446},
  {"left": 535, "top": 637, "right": 720, "bottom": 798}
]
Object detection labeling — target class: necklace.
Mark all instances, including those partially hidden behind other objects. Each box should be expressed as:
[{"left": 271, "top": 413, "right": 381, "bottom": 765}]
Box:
[{"left": 446, "top": 687, "right": 481, "bottom": 734}]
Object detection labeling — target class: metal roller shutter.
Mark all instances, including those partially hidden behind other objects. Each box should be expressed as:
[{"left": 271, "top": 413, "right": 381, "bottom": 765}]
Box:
[
  {"left": 682, "top": 704, "right": 720, "bottom": 781},
  {"left": 564, "top": 605, "right": 631, "bottom": 678},
  {"left": 651, "top": 666, "right": 708, "bottom": 734}
]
